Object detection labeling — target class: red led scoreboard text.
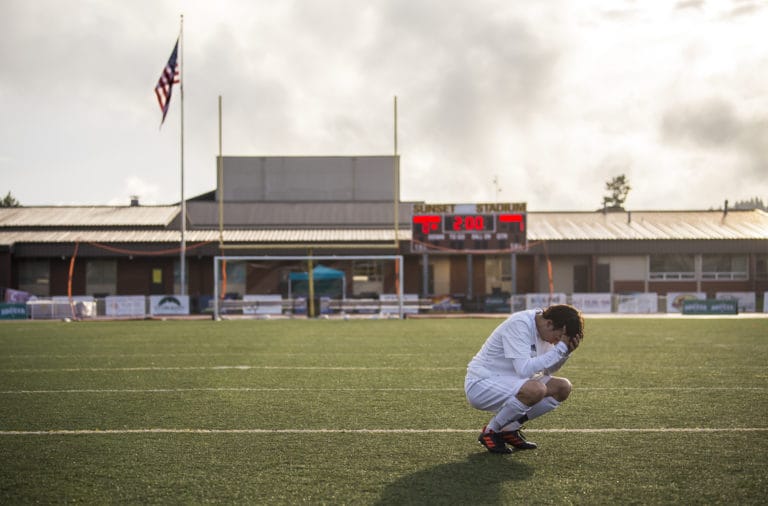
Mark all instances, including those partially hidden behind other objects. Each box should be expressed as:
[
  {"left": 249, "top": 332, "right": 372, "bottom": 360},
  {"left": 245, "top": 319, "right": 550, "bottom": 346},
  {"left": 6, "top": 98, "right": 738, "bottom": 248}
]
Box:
[{"left": 411, "top": 203, "right": 527, "bottom": 253}]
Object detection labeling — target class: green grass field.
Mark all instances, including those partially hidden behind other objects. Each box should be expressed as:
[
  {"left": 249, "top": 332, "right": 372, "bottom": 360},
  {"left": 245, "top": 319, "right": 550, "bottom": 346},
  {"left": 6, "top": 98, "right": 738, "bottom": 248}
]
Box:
[{"left": 1, "top": 317, "right": 767, "bottom": 504}]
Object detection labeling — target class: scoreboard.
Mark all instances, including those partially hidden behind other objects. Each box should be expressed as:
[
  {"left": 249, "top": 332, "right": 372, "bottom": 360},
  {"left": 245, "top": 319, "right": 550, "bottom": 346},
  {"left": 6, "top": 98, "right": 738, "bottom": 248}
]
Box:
[{"left": 410, "top": 202, "right": 527, "bottom": 253}]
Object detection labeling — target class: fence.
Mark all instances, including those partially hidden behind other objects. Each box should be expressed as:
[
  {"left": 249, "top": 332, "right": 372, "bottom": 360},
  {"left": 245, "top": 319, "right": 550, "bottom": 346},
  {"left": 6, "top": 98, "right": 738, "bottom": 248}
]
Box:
[{"left": 6, "top": 290, "right": 764, "bottom": 320}]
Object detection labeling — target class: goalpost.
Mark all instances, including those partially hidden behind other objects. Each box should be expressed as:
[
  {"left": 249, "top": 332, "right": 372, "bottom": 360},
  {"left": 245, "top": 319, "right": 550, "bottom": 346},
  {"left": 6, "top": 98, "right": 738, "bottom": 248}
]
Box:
[{"left": 213, "top": 255, "right": 405, "bottom": 320}]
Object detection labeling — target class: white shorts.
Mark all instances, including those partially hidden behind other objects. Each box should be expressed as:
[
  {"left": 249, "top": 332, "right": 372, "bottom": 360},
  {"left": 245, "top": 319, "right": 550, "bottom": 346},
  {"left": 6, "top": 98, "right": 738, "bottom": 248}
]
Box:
[{"left": 464, "top": 373, "right": 551, "bottom": 413}]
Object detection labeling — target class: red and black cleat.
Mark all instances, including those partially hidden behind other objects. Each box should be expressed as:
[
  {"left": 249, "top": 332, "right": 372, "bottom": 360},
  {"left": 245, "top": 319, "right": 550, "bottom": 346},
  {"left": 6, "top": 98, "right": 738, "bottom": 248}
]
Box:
[
  {"left": 477, "top": 429, "right": 513, "bottom": 454},
  {"left": 501, "top": 429, "right": 538, "bottom": 450}
]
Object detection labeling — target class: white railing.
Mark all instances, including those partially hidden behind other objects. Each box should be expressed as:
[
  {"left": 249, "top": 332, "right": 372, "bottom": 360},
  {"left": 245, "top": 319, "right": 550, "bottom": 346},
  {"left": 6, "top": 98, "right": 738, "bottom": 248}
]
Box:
[{"left": 649, "top": 272, "right": 696, "bottom": 280}]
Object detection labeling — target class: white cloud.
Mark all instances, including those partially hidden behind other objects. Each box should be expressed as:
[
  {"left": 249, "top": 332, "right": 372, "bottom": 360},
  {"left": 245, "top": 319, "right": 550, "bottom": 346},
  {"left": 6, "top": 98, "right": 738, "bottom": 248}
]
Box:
[{"left": 1, "top": 0, "right": 766, "bottom": 210}]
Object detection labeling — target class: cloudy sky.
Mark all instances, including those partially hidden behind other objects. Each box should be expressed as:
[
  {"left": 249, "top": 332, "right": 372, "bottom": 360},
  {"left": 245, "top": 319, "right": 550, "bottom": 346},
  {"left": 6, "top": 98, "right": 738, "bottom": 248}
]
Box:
[{"left": 1, "top": 0, "right": 766, "bottom": 211}]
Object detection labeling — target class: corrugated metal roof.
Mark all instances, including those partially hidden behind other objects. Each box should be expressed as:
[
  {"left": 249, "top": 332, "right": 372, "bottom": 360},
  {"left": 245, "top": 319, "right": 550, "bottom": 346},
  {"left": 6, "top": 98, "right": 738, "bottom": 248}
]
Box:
[
  {"left": 0, "top": 206, "right": 178, "bottom": 228},
  {"left": 527, "top": 210, "right": 768, "bottom": 241},
  {"left": 0, "top": 207, "right": 765, "bottom": 246},
  {"left": 0, "top": 229, "right": 410, "bottom": 246}
]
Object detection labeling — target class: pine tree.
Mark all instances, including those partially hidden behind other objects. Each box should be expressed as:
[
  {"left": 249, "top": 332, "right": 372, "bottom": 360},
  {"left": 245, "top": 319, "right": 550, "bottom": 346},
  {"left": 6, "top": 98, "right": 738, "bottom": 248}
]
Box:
[{"left": 0, "top": 191, "right": 20, "bottom": 207}]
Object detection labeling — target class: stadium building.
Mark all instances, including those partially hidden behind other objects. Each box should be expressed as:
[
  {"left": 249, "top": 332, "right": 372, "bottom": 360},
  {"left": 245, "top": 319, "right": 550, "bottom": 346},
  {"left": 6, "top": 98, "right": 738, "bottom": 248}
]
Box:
[{"left": 1, "top": 155, "right": 767, "bottom": 315}]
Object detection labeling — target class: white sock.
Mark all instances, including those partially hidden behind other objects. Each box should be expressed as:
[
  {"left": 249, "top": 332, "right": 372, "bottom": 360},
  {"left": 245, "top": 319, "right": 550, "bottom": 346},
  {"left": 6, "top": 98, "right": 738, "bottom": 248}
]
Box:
[
  {"left": 487, "top": 397, "right": 530, "bottom": 432},
  {"left": 502, "top": 397, "right": 560, "bottom": 431}
]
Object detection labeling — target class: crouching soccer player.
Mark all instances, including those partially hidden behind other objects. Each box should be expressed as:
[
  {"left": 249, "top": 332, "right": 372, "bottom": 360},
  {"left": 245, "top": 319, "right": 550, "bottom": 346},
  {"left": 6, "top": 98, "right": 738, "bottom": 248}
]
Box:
[{"left": 465, "top": 304, "right": 584, "bottom": 454}]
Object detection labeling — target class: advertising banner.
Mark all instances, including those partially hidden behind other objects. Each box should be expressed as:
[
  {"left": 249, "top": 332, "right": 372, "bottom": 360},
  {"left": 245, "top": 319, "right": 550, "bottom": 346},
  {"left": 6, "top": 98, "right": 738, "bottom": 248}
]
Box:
[
  {"left": 105, "top": 296, "right": 147, "bottom": 318},
  {"left": 0, "top": 303, "right": 27, "bottom": 319},
  {"left": 571, "top": 293, "right": 612, "bottom": 314},
  {"left": 243, "top": 295, "right": 283, "bottom": 315},
  {"left": 666, "top": 292, "right": 706, "bottom": 313},
  {"left": 617, "top": 293, "right": 658, "bottom": 314},
  {"left": 4, "top": 288, "right": 31, "bottom": 303},
  {"left": 715, "top": 292, "right": 756, "bottom": 313},
  {"left": 149, "top": 295, "right": 190, "bottom": 316},
  {"left": 525, "top": 293, "right": 566, "bottom": 309},
  {"left": 682, "top": 299, "right": 738, "bottom": 315}
]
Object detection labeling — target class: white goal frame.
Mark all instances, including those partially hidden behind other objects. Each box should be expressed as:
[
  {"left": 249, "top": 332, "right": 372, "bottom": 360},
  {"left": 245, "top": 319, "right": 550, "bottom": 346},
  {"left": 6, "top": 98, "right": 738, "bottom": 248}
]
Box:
[{"left": 213, "top": 255, "right": 405, "bottom": 320}]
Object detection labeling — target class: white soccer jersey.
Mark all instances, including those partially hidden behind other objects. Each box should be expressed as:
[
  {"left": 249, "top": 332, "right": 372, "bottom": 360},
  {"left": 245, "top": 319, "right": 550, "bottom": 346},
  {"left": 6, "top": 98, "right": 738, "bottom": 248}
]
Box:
[{"left": 466, "top": 309, "right": 567, "bottom": 380}]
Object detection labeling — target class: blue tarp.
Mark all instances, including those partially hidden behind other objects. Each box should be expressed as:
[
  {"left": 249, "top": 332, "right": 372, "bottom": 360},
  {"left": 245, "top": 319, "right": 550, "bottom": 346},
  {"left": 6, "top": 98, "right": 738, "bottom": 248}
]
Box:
[{"left": 288, "top": 265, "right": 344, "bottom": 281}]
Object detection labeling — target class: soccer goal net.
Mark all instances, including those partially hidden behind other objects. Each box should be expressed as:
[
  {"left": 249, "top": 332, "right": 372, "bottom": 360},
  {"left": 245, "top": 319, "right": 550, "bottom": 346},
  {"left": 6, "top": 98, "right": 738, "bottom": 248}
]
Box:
[{"left": 212, "top": 255, "right": 407, "bottom": 320}]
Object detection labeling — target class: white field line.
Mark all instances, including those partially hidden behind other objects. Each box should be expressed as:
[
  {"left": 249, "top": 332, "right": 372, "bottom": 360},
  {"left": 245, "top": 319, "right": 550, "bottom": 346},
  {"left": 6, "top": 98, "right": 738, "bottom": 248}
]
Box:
[
  {"left": 0, "top": 387, "right": 461, "bottom": 394},
  {"left": 0, "top": 386, "right": 764, "bottom": 395},
  {"left": 2, "top": 352, "right": 423, "bottom": 359},
  {"left": 1, "top": 427, "right": 766, "bottom": 436},
  {"left": 4, "top": 364, "right": 766, "bottom": 373},
  {"left": 5, "top": 365, "right": 766, "bottom": 373},
  {"left": 1, "top": 365, "right": 461, "bottom": 372}
]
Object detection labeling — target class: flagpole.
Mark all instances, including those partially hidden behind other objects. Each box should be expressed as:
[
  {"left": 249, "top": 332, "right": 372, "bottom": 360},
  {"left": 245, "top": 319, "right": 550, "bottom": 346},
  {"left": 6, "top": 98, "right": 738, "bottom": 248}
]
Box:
[{"left": 179, "top": 14, "right": 187, "bottom": 295}]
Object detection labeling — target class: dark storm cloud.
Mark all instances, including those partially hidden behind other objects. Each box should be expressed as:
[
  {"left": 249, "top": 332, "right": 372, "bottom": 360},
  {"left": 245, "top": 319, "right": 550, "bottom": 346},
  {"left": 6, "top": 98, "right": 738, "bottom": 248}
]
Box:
[
  {"left": 661, "top": 98, "right": 768, "bottom": 177},
  {"left": 662, "top": 99, "right": 740, "bottom": 146}
]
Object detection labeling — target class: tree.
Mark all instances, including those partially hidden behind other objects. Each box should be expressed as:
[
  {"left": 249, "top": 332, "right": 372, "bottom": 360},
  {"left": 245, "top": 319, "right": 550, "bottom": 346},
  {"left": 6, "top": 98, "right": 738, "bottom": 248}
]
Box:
[
  {"left": 1, "top": 191, "right": 20, "bottom": 207},
  {"left": 602, "top": 175, "right": 631, "bottom": 211},
  {"left": 732, "top": 197, "right": 766, "bottom": 211}
]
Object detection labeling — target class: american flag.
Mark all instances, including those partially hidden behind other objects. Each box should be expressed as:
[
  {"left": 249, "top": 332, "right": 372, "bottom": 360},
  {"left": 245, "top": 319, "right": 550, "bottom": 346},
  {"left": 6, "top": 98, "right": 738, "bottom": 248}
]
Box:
[{"left": 155, "top": 38, "right": 180, "bottom": 126}]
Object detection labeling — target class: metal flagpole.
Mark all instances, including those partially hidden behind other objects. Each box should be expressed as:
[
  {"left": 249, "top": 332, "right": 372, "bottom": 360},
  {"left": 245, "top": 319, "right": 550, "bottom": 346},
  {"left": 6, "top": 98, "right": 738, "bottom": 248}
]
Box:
[
  {"left": 218, "top": 95, "right": 224, "bottom": 248},
  {"left": 393, "top": 95, "right": 399, "bottom": 251},
  {"left": 393, "top": 96, "right": 402, "bottom": 317},
  {"left": 179, "top": 14, "right": 187, "bottom": 295}
]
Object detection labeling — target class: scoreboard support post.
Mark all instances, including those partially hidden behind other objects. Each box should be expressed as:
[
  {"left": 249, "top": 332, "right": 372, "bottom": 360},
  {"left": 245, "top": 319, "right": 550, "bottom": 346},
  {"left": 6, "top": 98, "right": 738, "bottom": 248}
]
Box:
[
  {"left": 467, "top": 254, "right": 473, "bottom": 300},
  {"left": 511, "top": 252, "right": 517, "bottom": 295}
]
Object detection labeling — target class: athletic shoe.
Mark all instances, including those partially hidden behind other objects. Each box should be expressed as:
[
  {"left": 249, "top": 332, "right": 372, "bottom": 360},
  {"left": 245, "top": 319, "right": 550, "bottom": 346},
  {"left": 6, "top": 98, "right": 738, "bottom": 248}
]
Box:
[
  {"left": 481, "top": 424, "right": 538, "bottom": 451},
  {"left": 477, "top": 428, "right": 513, "bottom": 454},
  {"left": 501, "top": 428, "right": 537, "bottom": 450}
]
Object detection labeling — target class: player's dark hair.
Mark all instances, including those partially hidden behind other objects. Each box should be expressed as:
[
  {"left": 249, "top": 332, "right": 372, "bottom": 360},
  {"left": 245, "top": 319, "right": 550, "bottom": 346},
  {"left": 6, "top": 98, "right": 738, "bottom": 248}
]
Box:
[{"left": 542, "top": 304, "right": 584, "bottom": 338}]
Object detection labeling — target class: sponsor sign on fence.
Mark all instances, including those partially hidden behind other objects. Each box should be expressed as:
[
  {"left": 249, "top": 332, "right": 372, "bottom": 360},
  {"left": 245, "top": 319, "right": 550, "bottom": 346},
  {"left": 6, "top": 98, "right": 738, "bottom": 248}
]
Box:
[
  {"left": 525, "top": 293, "right": 566, "bottom": 309},
  {"left": 0, "top": 303, "right": 27, "bottom": 319},
  {"left": 571, "top": 293, "right": 612, "bottom": 314},
  {"left": 617, "top": 293, "right": 658, "bottom": 314},
  {"left": 149, "top": 295, "right": 190, "bottom": 316},
  {"left": 105, "top": 296, "right": 147, "bottom": 318},
  {"left": 4, "top": 288, "right": 31, "bottom": 303},
  {"left": 666, "top": 292, "right": 706, "bottom": 313},
  {"left": 715, "top": 292, "right": 756, "bottom": 313},
  {"left": 242, "top": 295, "right": 283, "bottom": 315},
  {"left": 682, "top": 299, "right": 738, "bottom": 315}
]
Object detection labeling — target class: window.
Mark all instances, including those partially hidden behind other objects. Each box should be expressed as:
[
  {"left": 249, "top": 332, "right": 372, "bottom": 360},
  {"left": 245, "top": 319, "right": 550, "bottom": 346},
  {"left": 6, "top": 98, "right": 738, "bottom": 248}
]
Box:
[
  {"left": 18, "top": 260, "right": 50, "bottom": 296},
  {"left": 86, "top": 259, "right": 117, "bottom": 296},
  {"left": 701, "top": 254, "right": 748, "bottom": 280},
  {"left": 352, "top": 261, "right": 382, "bottom": 283},
  {"left": 649, "top": 254, "right": 695, "bottom": 280},
  {"left": 757, "top": 255, "right": 768, "bottom": 280},
  {"left": 500, "top": 257, "right": 511, "bottom": 282},
  {"left": 172, "top": 261, "right": 194, "bottom": 296},
  {"left": 352, "top": 260, "right": 383, "bottom": 296}
]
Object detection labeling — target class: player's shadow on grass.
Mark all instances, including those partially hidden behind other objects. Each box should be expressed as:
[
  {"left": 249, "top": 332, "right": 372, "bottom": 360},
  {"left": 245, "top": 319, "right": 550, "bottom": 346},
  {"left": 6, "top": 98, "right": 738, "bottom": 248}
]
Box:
[{"left": 374, "top": 451, "right": 533, "bottom": 505}]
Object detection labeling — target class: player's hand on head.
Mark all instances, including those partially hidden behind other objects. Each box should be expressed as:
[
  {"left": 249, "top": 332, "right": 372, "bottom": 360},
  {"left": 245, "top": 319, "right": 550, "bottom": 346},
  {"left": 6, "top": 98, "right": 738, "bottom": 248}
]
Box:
[{"left": 567, "top": 333, "right": 581, "bottom": 352}]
